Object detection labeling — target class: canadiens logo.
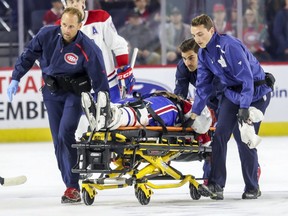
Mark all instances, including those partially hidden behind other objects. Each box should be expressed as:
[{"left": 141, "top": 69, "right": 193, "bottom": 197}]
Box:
[{"left": 64, "top": 53, "right": 79, "bottom": 65}]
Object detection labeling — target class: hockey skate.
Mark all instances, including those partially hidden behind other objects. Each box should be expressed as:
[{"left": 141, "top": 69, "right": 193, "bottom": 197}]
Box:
[
  {"left": 95, "top": 91, "right": 112, "bottom": 130},
  {"left": 81, "top": 92, "right": 97, "bottom": 131},
  {"left": 81, "top": 91, "right": 112, "bottom": 131}
]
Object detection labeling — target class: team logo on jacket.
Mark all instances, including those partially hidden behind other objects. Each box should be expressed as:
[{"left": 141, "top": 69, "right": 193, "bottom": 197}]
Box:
[
  {"left": 64, "top": 53, "right": 79, "bottom": 65},
  {"left": 218, "top": 55, "right": 227, "bottom": 67}
]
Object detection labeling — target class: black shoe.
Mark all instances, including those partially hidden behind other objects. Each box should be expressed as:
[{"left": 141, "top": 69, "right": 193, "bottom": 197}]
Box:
[
  {"left": 242, "top": 188, "right": 261, "bottom": 199},
  {"left": 198, "top": 184, "right": 213, "bottom": 197},
  {"left": 198, "top": 183, "right": 224, "bottom": 200},
  {"left": 209, "top": 184, "right": 224, "bottom": 200}
]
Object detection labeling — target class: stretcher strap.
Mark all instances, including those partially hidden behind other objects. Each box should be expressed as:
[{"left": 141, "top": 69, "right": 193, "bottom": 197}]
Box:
[
  {"left": 117, "top": 126, "right": 215, "bottom": 132},
  {"left": 146, "top": 104, "right": 168, "bottom": 133}
]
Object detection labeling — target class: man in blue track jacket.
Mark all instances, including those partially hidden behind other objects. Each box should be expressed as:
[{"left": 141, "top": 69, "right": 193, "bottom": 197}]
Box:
[
  {"left": 174, "top": 38, "right": 222, "bottom": 112},
  {"left": 188, "top": 14, "right": 273, "bottom": 200},
  {"left": 174, "top": 38, "right": 222, "bottom": 184},
  {"left": 7, "top": 7, "right": 109, "bottom": 203}
]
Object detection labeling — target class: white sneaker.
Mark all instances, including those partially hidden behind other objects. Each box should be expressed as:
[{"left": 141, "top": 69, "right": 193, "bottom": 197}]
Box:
[{"left": 81, "top": 92, "right": 97, "bottom": 131}]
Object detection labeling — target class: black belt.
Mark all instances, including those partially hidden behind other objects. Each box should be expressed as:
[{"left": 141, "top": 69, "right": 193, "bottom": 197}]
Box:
[
  {"left": 227, "top": 79, "right": 266, "bottom": 92},
  {"left": 227, "top": 72, "right": 275, "bottom": 92},
  {"left": 44, "top": 74, "right": 91, "bottom": 95}
]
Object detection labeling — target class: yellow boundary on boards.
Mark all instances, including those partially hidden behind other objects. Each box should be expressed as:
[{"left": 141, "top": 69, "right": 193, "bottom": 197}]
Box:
[{"left": 0, "top": 122, "right": 287, "bottom": 143}]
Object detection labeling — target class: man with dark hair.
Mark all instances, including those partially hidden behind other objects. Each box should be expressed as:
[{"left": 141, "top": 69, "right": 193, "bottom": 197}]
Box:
[
  {"left": 7, "top": 7, "right": 109, "bottom": 204},
  {"left": 175, "top": 38, "right": 221, "bottom": 110},
  {"left": 174, "top": 37, "right": 262, "bottom": 189},
  {"left": 188, "top": 14, "right": 273, "bottom": 200},
  {"left": 174, "top": 38, "right": 221, "bottom": 184},
  {"left": 174, "top": 38, "right": 199, "bottom": 99}
]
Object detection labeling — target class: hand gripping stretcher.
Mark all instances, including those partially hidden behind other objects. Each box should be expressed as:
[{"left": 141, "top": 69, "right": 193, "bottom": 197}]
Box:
[{"left": 72, "top": 125, "right": 214, "bottom": 205}]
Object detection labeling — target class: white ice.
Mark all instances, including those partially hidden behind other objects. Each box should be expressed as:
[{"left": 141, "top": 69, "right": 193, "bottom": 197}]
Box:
[{"left": 1, "top": 137, "right": 288, "bottom": 216}]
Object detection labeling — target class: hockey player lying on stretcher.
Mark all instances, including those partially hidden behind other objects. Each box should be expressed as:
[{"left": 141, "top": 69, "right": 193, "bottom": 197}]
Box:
[
  {"left": 81, "top": 90, "right": 213, "bottom": 136},
  {"left": 81, "top": 90, "right": 264, "bottom": 149}
]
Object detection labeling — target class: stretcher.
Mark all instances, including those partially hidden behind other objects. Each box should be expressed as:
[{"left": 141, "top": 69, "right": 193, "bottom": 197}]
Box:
[{"left": 72, "top": 126, "right": 214, "bottom": 205}]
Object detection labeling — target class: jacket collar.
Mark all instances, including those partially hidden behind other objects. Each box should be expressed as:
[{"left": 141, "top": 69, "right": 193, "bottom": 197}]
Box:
[{"left": 204, "top": 32, "right": 220, "bottom": 58}]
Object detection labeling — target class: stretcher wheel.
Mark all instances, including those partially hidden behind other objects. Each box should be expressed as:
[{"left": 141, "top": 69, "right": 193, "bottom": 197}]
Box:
[
  {"left": 134, "top": 185, "right": 139, "bottom": 198},
  {"left": 135, "top": 187, "right": 150, "bottom": 205},
  {"left": 189, "top": 183, "right": 201, "bottom": 200},
  {"left": 82, "top": 188, "right": 95, "bottom": 205}
]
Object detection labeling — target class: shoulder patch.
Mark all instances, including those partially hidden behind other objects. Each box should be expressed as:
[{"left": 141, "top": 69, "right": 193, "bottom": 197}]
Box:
[
  {"left": 85, "top": 10, "right": 110, "bottom": 25},
  {"left": 64, "top": 53, "right": 79, "bottom": 65},
  {"left": 55, "top": 19, "right": 61, "bottom": 26}
]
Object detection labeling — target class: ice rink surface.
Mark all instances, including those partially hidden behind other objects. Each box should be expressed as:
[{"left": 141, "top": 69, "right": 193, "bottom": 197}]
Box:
[{"left": 1, "top": 136, "right": 288, "bottom": 216}]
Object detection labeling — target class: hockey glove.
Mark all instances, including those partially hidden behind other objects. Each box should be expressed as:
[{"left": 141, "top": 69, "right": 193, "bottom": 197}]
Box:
[
  {"left": 237, "top": 108, "right": 250, "bottom": 126},
  {"left": 117, "top": 64, "right": 135, "bottom": 94},
  {"left": 7, "top": 80, "right": 19, "bottom": 102}
]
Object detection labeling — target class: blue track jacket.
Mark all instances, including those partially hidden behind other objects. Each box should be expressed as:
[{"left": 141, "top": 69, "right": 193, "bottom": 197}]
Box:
[
  {"left": 12, "top": 25, "right": 109, "bottom": 94},
  {"left": 174, "top": 59, "right": 198, "bottom": 99},
  {"left": 192, "top": 33, "right": 271, "bottom": 115}
]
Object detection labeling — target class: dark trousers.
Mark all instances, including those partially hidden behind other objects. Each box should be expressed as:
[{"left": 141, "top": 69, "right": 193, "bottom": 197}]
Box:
[
  {"left": 208, "top": 93, "right": 271, "bottom": 191},
  {"left": 43, "top": 87, "right": 82, "bottom": 190}
]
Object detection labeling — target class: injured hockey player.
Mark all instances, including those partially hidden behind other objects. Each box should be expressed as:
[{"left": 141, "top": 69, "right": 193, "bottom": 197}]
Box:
[
  {"left": 81, "top": 91, "right": 212, "bottom": 134},
  {"left": 81, "top": 91, "right": 264, "bottom": 148}
]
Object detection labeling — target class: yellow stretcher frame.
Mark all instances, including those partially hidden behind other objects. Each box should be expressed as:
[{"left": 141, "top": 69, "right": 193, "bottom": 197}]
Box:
[{"left": 72, "top": 126, "right": 215, "bottom": 206}]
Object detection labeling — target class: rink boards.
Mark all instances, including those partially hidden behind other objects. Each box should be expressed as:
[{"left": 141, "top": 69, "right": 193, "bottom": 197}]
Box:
[{"left": 1, "top": 64, "right": 288, "bottom": 142}]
